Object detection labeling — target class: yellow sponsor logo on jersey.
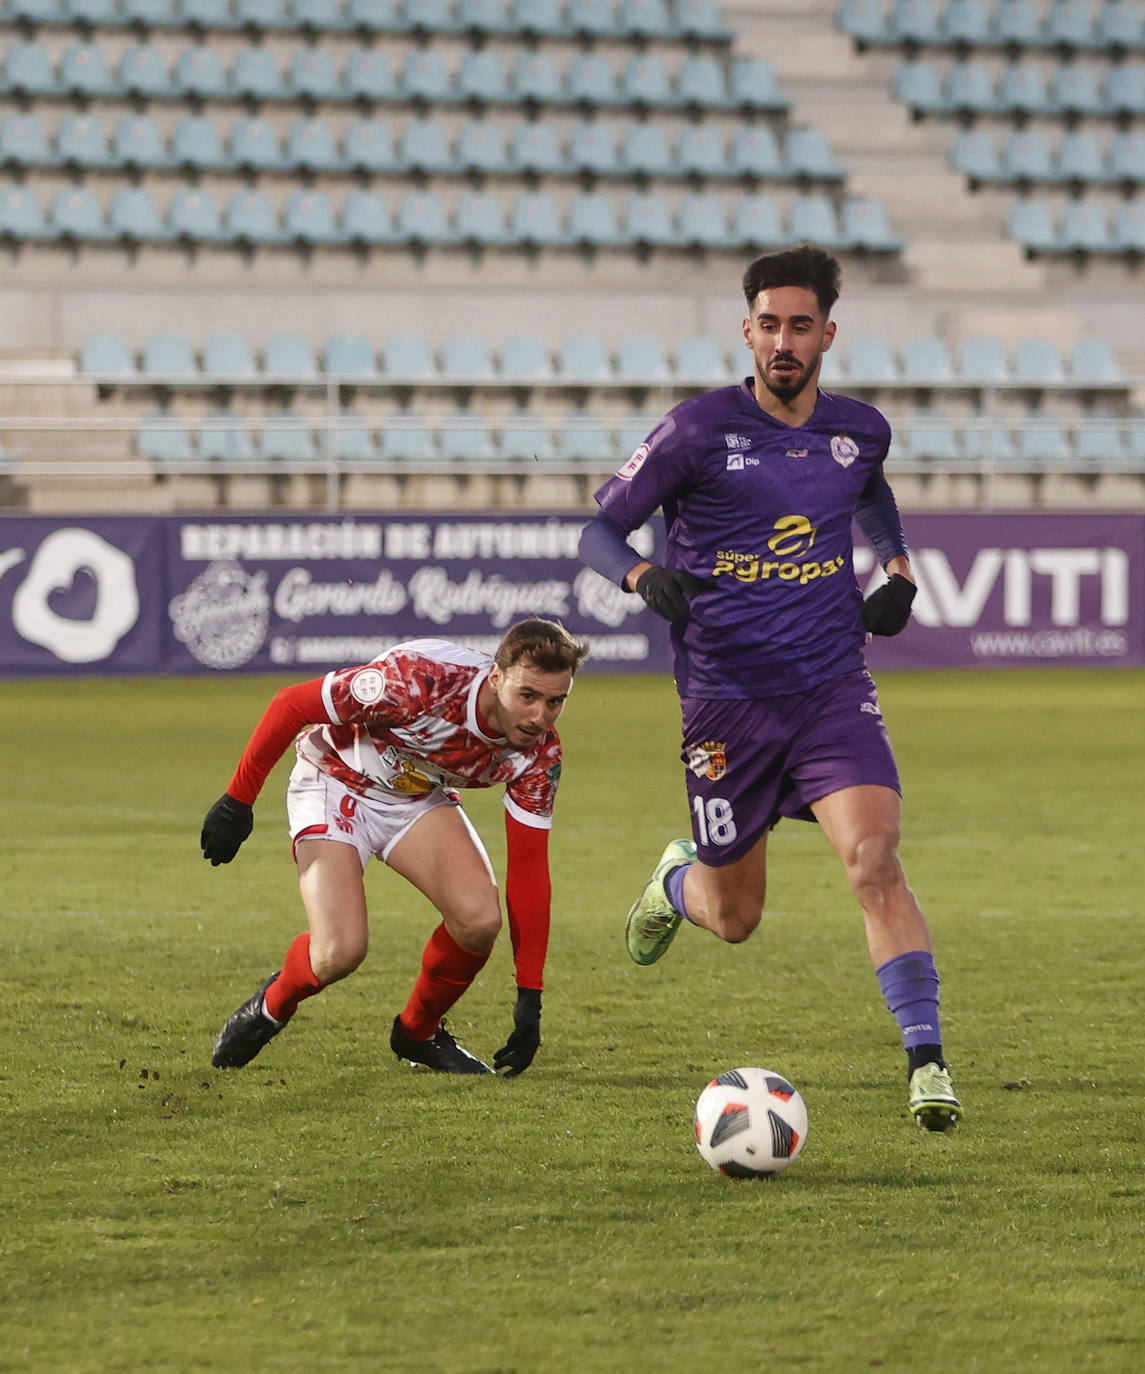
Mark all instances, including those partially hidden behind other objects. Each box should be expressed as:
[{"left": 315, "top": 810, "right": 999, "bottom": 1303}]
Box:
[{"left": 712, "top": 553, "right": 846, "bottom": 585}]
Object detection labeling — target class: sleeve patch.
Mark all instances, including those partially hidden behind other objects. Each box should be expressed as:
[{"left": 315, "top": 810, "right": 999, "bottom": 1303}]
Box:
[{"left": 349, "top": 667, "right": 386, "bottom": 705}]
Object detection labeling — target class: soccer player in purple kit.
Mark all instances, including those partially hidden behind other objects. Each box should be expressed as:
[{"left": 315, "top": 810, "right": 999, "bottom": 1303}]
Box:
[{"left": 578, "top": 245, "right": 961, "bottom": 1131}]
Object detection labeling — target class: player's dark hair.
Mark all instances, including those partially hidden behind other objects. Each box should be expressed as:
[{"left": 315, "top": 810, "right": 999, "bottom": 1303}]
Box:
[
  {"left": 742, "top": 244, "right": 841, "bottom": 317},
  {"left": 497, "top": 619, "right": 589, "bottom": 676}
]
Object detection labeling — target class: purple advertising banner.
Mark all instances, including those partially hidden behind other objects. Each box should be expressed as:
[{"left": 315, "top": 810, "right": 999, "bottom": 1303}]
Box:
[{"left": 1, "top": 511, "right": 1143, "bottom": 676}]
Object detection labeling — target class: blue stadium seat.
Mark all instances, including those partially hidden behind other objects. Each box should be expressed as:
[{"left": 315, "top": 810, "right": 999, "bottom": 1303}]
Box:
[
  {"left": 1068, "top": 336, "right": 1121, "bottom": 382},
  {"left": 957, "top": 336, "right": 1010, "bottom": 381},
  {"left": 511, "top": 52, "right": 565, "bottom": 106},
  {"left": 382, "top": 335, "right": 436, "bottom": 379},
  {"left": 674, "top": 0, "right": 732, "bottom": 41},
  {"left": 289, "top": 48, "right": 341, "bottom": 103},
  {"left": 993, "top": 0, "right": 1045, "bottom": 47},
  {"left": 398, "top": 118, "right": 455, "bottom": 175},
  {"left": 199, "top": 412, "right": 257, "bottom": 464},
  {"left": 622, "top": 53, "right": 678, "bottom": 109},
  {"left": 1106, "top": 64, "right": 1145, "bottom": 117},
  {"left": 567, "top": 192, "right": 623, "bottom": 248},
  {"left": 226, "top": 189, "right": 288, "bottom": 247},
  {"left": 439, "top": 413, "right": 498, "bottom": 463},
  {"left": 558, "top": 336, "right": 613, "bottom": 382},
  {"left": 454, "top": 190, "right": 512, "bottom": 246},
  {"left": 844, "top": 197, "right": 904, "bottom": 251},
  {"left": 395, "top": 189, "right": 453, "bottom": 246},
  {"left": 508, "top": 122, "right": 566, "bottom": 175},
  {"left": 441, "top": 336, "right": 497, "bottom": 380},
  {"left": 286, "top": 118, "right": 347, "bottom": 173},
  {"left": 566, "top": 53, "right": 623, "bottom": 108},
  {"left": 118, "top": 44, "right": 171, "bottom": 100},
  {"left": 172, "top": 115, "right": 231, "bottom": 172},
  {"left": 730, "top": 193, "right": 784, "bottom": 248},
  {"left": 1018, "top": 420, "right": 1073, "bottom": 467},
  {"left": 622, "top": 123, "right": 674, "bottom": 179},
  {"left": 617, "top": 415, "right": 662, "bottom": 457},
  {"left": 181, "top": 0, "right": 240, "bottom": 28},
  {"left": 11, "top": 0, "right": 66, "bottom": 21},
  {"left": 839, "top": 0, "right": 889, "bottom": 46},
  {"left": 1127, "top": 420, "right": 1145, "bottom": 465},
  {"left": 323, "top": 334, "right": 378, "bottom": 377},
  {"left": 674, "top": 336, "right": 729, "bottom": 382},
  {"left": 617, "top": 335, "right": 670, "bottom": 381},
  {"left": 1058, "top": 199, "right": 1113, "bottom": 253},
  {"left": 622, "top": 192, "right": 679, "bottom": 250},
  {"left": 908, "top": 417, "right": 965, "bottom": 464},
  {"left": 113, "top": 114, "right": 173, "bottom": 171},
  {"left": 380, "top": 418, "right": 439, "bottom": 462},
  {"left": 138, "top": 414, "right": 194, "bottom": 464},
  {"left": 456, "top": 120, "right": 512, "bottom": 176},
  {"left": 59, "top": 43, "right": 116, "bottom": 99},
  {"left": 944, "top": 0, "right": 994, "bottom": 47},
  {"left": 676, "top": 192, "right": 736, "bottom": 249},
  {"left": 50, "top": 187, "right": 113, "bottom": 242},
  {"left": 786, "top": 192, "right": 843, "bottom": 247},
  {"left": 401, "top": 49, "right": 455, "bottom": 104},
  {"left": 508, "top": 190, "right": 568, "bottom": 247},
  {"left": 894, "top": 58, "right": 948, "bottom": 113},
  {"left": 339, "top": 190, "right": 398, "bottom": 247},
  {"left": 175, "top": 45, "right": 230, "bottom": 100},
  {"left": 946, "top": 58, "right": 1001, "bottom": 113},
  {"left": 456, "top": 50, "right": 511, "bottom": 104},
  {"left": 399, "top": 0, "right": 462, "bottom": 35},
  {"left": 283, "top": 189, "right": 344, "bottom": 246},
  {"left": 1045, "top": 0, "right": 1097, "bottom": 51},
  {"left": 0, "top": 43, "right": 61, "bottom": 101},
  {"left": 0, "top": 186, "right": 50, "bottom": 241},
  {"left": 1110, "top": 131, "right": 1145, "bottom": 186},
  {"left": 999, "top": 60, "right": 1053, "bottom": 114},
  {"left": 499, "top": 335, "right": 553, "bottom": 381},
  {"left": 346, "top": 0, "right": 400, "bottom": 34},
  {"left": 342, "top": 49, "right": 399, "bottom": 103},
  {"left": 1051, "top": 62, "right": 1107, "bottom": 116},
  {"left": 168, "top": 187, "right": 228, "bottom": 243},
  {"left": 674, "top": 125, "right": 727, "bottom": 180},
  {"left": 1002, "top": 128, "right": 1054, "bottom": 182},
  {"left": 568, "top": 0, "right": 624, "bottom": 39},
  {"left": 847, "top": 336, "right": 899, "bottom": 382},
  {"left": 510, "top": 0, "right": 571, "bottom": 38},
  {"left": 343, "top": 119, "right": 399, "bottom": 174},
  {"left": 264, "top": 334, "right": 319, "bottom": 378},
  {"left": 203, "top": 334, "right": 258, "bottom": 378},
  {"left": 230, "top": 116, "right": 287, "bottom": 172},
  {"left": 900, "top": 336, "right": 955, "bottom": 383},
  {"left": 1056, "top": 131, "right": 1110, "bottom": 185},
  {"left": 230, "top": 45, "right": 285, "bottom": 102},
  {"left": 556, "top": 415, "right": 616, "bottom": 463},
  {"left": 331, "top": 414, "right": 381, "bottom": 464},
  {"left": 142, "top": 333, "right": 198, "bottom": 378},
  {"left": 1014, "top": 337, "right": 1065, "bottom": 382},
  {"left": 783, "top": 127, "right": 846, "bottom": 181},
  {"left": 728, "top": 124, "right": 784, "bottom": 179},
  {"left": 260, "top": 414, "right": 318, "bottom": 465},
  {"left": 81, "top": 334, "right": 135, "bottom": 377},
  {"left": 819, "top": 347, "right": 846, "bottom": 386},
  {"left": 1098, "top": 0, "right": 1145, "bottom": 52},
  {"left": 1007, "top": 197, "right": 1058, "bottom": 252},
  {"left": 675, "top": 54, "right": 731, "bottom": 110},
  {"left": 108, "top": 185, "right": 170, "bottom": 243},
  {"left": 500, "top": 419, "right": 557, "bottom": 463},
  {"left": 1074, "top": 425, "right": 1127, "bottom": 467},
  {"left": 950, "top": 128, "right": 1003, "bottom": 183},
  {"left": 568, "top": 122, "right": 621, "bottom": 177},
  {"left": 890, "top": 0, "right": 945, "bottom": 46},
  {"left": 457, "top": 0, "right": 517, "bottom": 35},
  {"left": 0, "top": 114, "right": 56, "bottom": 171},
  {"left": 728, "top": 57, "right": 789, "bottom": 113},
  {"left": 288, "top": 0, "right": 351, "bottom": 33},
  {"left": 621, "top": 0, "right": 675, "bottom": 39}
]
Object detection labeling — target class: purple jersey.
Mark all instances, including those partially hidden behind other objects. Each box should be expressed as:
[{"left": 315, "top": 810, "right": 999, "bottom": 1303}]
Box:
[{"left": 592, "top": 379, "right": 895, "bottom": 697}]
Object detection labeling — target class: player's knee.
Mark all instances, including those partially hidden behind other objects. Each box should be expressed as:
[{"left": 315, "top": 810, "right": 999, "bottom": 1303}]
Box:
[
  {"left": 847, "top": 832, "right": 904, "bottom": 903},
  {"left": 711, "top": 900, "right": 763, "bottom": 944},
  {"left": 309, "top": 931, "right": 368, "bottom": 983},
  {"left": 445, "top": 902, "right": 502, "bottom": 955}
]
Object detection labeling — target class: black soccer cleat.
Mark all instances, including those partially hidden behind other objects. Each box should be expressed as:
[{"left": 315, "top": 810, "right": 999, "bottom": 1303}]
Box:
[
  {"left": 212, "top": 973, "right": 285, "bottom": 1069},
  {"left": 389, "top": 1015, "right": 493, "bottom": 1075}
]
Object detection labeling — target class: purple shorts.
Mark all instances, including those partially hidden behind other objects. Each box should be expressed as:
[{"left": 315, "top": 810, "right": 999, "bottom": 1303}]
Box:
[{"left": 680, "top": 668, "right": 901, "bottom": 866}]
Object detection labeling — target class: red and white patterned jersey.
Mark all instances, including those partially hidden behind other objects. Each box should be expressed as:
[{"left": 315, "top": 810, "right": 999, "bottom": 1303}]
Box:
[{"left": 295, "top": 639, "right": 562, "bottom": 829}]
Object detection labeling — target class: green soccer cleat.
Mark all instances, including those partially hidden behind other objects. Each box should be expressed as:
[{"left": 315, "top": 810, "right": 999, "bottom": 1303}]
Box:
[
  {"left": 625, "top": 837, "right": 697, "bottom": 966},
  {"left": 909, "top": 1062, "right": 962, "bottom": 1132}
]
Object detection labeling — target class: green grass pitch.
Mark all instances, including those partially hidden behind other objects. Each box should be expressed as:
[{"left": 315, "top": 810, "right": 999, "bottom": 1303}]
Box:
[{"left": 2, "top": 669, "right": 1143, "bottom": 1373}]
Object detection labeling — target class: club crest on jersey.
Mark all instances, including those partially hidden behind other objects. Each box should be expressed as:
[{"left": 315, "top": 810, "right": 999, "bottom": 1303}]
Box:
[
  {"left": 349, "top": 666, "right": 385, "bottom": 704},
  {"left": 616, "top": 443, "right": 650, "bottom": 480},
  {"left": 686, "top": 740, "right": 727, "bottom": 781},
  {"left": 830, "top": 434, "right": 860, "bottom": 468}
]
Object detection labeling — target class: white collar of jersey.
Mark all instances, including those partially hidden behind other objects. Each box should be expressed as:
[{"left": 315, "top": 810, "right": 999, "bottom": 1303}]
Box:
[{"left": 467, "top": 666, "right": 505, "bottom": 744}]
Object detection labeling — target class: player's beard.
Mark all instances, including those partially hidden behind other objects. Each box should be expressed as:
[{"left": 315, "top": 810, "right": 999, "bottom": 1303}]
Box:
[{"left": 760, "top": 353, "right": 815, "bottom": 402}]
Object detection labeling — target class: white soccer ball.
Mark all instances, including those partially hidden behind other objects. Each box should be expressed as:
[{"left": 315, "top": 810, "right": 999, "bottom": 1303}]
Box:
[{"left": 693, "top": 1067, "right": 809, "bottom": 1178}]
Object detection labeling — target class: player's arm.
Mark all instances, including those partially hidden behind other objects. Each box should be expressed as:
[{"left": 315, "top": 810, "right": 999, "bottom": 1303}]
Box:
[
  {"left": 855, "top": 468, "right": 917, "bottom": 636},
  {"left": 578, "top": 511, "right": 712, "bottom": 624},
  {"left": 491, "top": 812, "right": 552, "bottom": 1076},
  {"left": 200, "top": 677, "right": 329, "bottom": 866}
]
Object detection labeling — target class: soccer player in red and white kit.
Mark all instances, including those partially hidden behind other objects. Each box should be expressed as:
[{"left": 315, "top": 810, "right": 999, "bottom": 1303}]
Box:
[{"left": 201, "top": 618, "right": 588, "bottom": 1075}]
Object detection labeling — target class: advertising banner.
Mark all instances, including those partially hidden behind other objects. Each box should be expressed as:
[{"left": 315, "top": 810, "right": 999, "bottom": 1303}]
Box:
[{"left": 1, "top": 511, "right": 1142, "bottom": 676}]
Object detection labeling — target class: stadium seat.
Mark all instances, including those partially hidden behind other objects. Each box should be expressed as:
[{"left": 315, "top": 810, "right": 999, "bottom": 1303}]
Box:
[
  {"left": 399, "top": 0, "right": 462, "bottom": 35},
  {"left": 819, "top": 348, "right": 846, "bottom": 385},
  {"left": 1013, "top": 337, "right": 1066, "bottom": 383},
  {"left": 172, "top": 115, "right": 231, "bottom": 173},
  {"left": 1056, "top": 131, "right": 1109, "bottom": 186},
  {"left": 622, "top": 124, "right": 675, "bottom": 180},
  {"left": 963, "top": 424, "right": 1019, "bottom": 468},
  {"left": 674, "top": 336, "right": 729, "bottom": 382},
  {"left": 379, "top": 417, "right": 439, "bottom": 462},
  {"left": 617, "top": 416, "right": 661, "bottom": 456},
  {"left": 230, "top": 46, "right": 285, "bottom": 102},
  {"left": 890, "top": 0, "right": 945, "bottom": 47},
  {"left": 401, "top": 50, "right": 455, "bottom": 105},
  {"left": 1126, "top": 420, "right": 1145, "bottom": 465},
  {"left": 118, "top": 44, "right": 171, "bottom": 100},
  {"left": 346, "top": 0, "right": 400, "bottom": 33},
  {"left": 1045, "top": 0, "right": 1097, "bottom": 51},
  {"left": 398, "top": 118, "right": 455, "bottom": 176},
  {"left": 907, "top": 417, "right": 965, "bottom": 464},
  {"left": 900, "top": 336, "right": 955, "bottom": 383},
  {"left": 442, "top": 336, "right": 497, "bottom": 381},
  {"left": 566, "top": 54, "right": 623, "bottom": 108},
  {"left": 142, "top": 334, "right": 198, "bottom": 378},
  {"left": 1098, "top": 0, "right": 1145, "bottom": 52},
  {"left": 175, "top": 46, "right": 230, "bottom": 100},
  {"left": 558, "top": 336, "right": 613, "bottom": 382},
  {"left": 168, "top": 187, "right": 227, "bottom": 244},
  {"left": 1106, "top": 64, "right": 1145, "bottom": 117},
  {"left": 957, "top": 336, "right": 1010, "bottom": 381},
  {"left": 439, "top": 413, "right": 498, "bottom": 463},
  {"left": 199, "top": 411, "right": 257, "bottom": 463},
  {"left": 894, "top": 58, "right": 948, "bottom": 114},
  {"left": 1006, "top": 197, "right": 1058, "bottom": 252},
  {"left": 343, "top": 119, "right": 399, "bottom": 175},
  {"left": 946, "top": 59, "right": 1001, "bottom": 113},
  {"left": 137, "top": 414, "right": 194, "bottom": 464},
  {"left": 568, "top": 0, "right": 625, "bottom": 39},
  {"left": 675, "top": 192, "right": 736, "bottom": 250},
  {"left": 622, "top": 192, "right": 680, "bottom": 249},
  {"left": 675, "top": 54, "right": 731, "bottom": 111},
  {"left": 783, "top": 128, "right": 846, "bottom": 181},
  {"left": 847, "top": 336, "right": 899, "bottom": 382},
  {"left": 993, "top": 0, "right": 1045, "bottom": 47},
  {"left": 675, "top": 0, "right": 733, "bottom": 41},
  {"left": 730, "top": 194, "right": 785, "bottom": 248},
  {"left": 342, "top": 49, "right": 399, "bottom": 103},
  {"left": 1068, "top": 336, "right": 1121, "bottom": 382},
  {"left": 81, "top": 334, "right": 136, "bottom": 377},
  {"left": 1110, "top": 132, "right": 1145, "bottom": 186},
  {"left": 113, "top": 115, "right": 173, "bottom": 172},
  {"left": 260, "top": 414, "right": 318, "bottom": 465},
  {"left": 50, "top": 187, "right": 113, "bottom": 242},
  {"left": 264, "top": 335, "right": 319, "bottom": 378},
  {"left": 108, "top": 185, "right": 170, "bottom": 244},
  {"left": 226, "top": 190, "right": 288, "bottom": 247},
  {"left": 510, "top": 0, "right": 571, "bottom": 39},
  {"left": 998, "top": 60, "right": 1053, "bottom": 115},
  {"left": 283, "top": 189, "right": 344, "bottom": 246},
  {"left": 382, "top": 334, "right": 436, "bottom": 379},
  {"left": 0, "top": 43, "right": 61, "bottom": 101},
  {"left": 728, "top": 125, "right": 784, "bottom": 180},
  {"left": 331, "top": 414, "right": 380, "bottom": 465},
  {"left": 508, "top": 122, "right": 566, "bottom": 176},
  {"left": 230, "top": 117, "right": 287, "bottom": 173},
  {"left": 617, "top": 335, "right": 671, "bottom": 381},
  {"left": 454, "top": 190, "right": 512, "bottom": 247},
  {"left": 508, "top": 191, "right": 568, "bottom": 247},
  {"left": 674, "top": 126, "right": 727, "bottom": 180},
  {"left": 622, "top": 0, "right": 675, "bottom": 39},
  {"left": 1074, "top": 425, "right": 1127, "bottom": 467},
  {"left": 499, "top": 419, "right": 557, "bottom": 462},
  {"left": 511, "top": 52, "right": 565, "bottom": 107},
  {"left": 556, "top": 415, "right": 616, "bottom": 463},
  {"left": 567, "top": 192, "right": 623, "bottom": 248},
  {"left": 568, "top": 122, "right": 621, "bottom": 178},
  {"left": 1002, "top": 128, "right": 1054, "bottom": 183},
  {"left": 499, "top": 336, "right": 553, "bottom": 381},
  {"left": 839, "top": 0, "right": 889, "bottom": 46},
  {"left": 1058, "top": 200, "right": 1113, "bottom": 254},
  {"left": 59, "top": 44, "right": 116, "bottom": 100},
  {"left": 944, "top": 0, "right": 994, "bottom": 47},
  {"left": 234, "top": 0, "right": 290, "bottom": 31},
  {"left": 323, "top": 334, "right": 378, "bottom": 378},
  {"left": 203, "top": 334, "right": 258, "bottom": 378},
  {"left": 786, "top": 193, "right": 843, "bottom": 247},
  {"left": 395, "top": 190, "right": 453, "bottom": 246},
  {"left": 289, "top": 49, "right": 341, "bottom": 103},
  {"left": 456, "top": 120, "right": 512, "bottom": 176},
  {"left": 68, "top": 0, "right": 125, "bottom": 23},
  {"left": 289, "top": 0, "right": 351, "bottom": 33},
  {"left": 951, "top": 128, "right": 1003, "bottom": 184},
  {"left": 457, "top": 50, "right": 511, "bottom": 105},
  {"left": 0, "top": 186, "right": 50, "bottom": 241},
  {"left": 728, "top": 58, "right": 789, "bottom": 113},
  {"left": 1051, "top": 63, "right": 1107, "bottom": 117},
  {"left": 1017, "top": 420, "right": 1073, "bottom": 467},
  {"left": 457, "top": 0, "right": 518, "bottom": 35},
  {"left": 180, "top": 0, "right": 239, "bottom": 28},
  {"left": 286, "top": 118, "right": 347, "bottom": 174},
  {"left": 0, "top": 114, "right": 56, "bottom": 171}
]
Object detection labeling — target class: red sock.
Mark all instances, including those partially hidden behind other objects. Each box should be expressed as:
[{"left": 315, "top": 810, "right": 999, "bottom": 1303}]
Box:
[
  {"left": 400, "top": 923, "right": 490, "bottom": 1040},
  {"left": 264, "top": 932, "right": 325, "bottom": 1023}
]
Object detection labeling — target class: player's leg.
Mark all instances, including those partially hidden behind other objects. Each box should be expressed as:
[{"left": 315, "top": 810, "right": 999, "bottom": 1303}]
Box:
[
  {"left": 812, "top": 783, "right": 960, "bottom": 1131},
  {"left": 384, "top": 803, "right": 498, "bottom": 1074}
]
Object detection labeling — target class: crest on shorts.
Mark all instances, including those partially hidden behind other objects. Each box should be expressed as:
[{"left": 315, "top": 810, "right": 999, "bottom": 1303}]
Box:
[
  {"left": 830, "top": 434, "right": 860, "bottom": 468},
  {"left": 686, "top": 740, "right": 727, "bottom": 781}
]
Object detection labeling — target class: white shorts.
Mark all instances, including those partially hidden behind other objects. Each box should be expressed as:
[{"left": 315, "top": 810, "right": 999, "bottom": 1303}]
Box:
[{"left": 286, "top": 757, "right": 465, "bottom": 871}]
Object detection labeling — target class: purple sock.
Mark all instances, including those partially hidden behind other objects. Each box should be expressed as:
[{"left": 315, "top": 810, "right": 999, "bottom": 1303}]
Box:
[
  {"left": 876, "top": 950, "right": 942, "bottom": 1053},
  {"left": 665, "top": 863, "right": 692, "bottom": 922}
]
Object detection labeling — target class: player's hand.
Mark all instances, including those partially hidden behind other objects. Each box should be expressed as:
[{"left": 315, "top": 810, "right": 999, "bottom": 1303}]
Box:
[
  {"left": 493, "top": 988, "right": 542, "bottom": 1077},
  {"left": 635, "top": 566, "right": 715, "bottom": 624},
  {"left": 862, "top": 573, "right": 917, "bottom": 636},
  {"left": 200, "top": 792, "right": 254, "bottom": 866}
]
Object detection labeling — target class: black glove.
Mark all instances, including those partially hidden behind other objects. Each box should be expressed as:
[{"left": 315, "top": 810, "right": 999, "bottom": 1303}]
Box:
[
  {"left": 635, "top": 566, "right": 714, "bottom": 624},
  {"left": 200, "top": 792, "right": 254, "bottom": 866},
  {"left": 493, "top": 988, "right": 542, "bottom": 1077},
  {"left": 862, "top": 573, "right": 917, "bottom": 637}
]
